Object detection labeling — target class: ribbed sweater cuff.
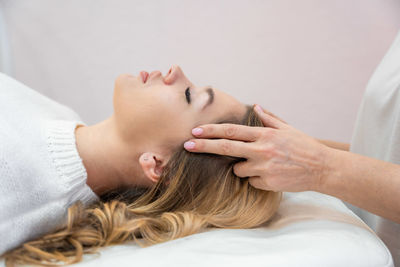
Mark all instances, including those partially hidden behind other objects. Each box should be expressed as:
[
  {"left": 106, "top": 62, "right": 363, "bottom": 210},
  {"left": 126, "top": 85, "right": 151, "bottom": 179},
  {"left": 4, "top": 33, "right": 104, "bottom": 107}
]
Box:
[{"left": 45, "top": 120, "right": 99, "bottom": 206}]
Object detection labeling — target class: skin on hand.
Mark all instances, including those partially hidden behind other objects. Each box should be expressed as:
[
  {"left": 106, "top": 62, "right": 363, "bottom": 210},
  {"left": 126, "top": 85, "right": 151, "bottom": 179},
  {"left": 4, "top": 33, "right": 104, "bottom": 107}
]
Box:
[{"left": 184, "top": 104, "right": 333, "bottom": 193}]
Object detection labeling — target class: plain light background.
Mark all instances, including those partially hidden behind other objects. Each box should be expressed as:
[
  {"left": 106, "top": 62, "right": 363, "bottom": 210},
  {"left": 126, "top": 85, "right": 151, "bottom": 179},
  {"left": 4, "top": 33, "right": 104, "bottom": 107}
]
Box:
[{"left": 1, "top": 0, "right": 400, "bottom": 143}]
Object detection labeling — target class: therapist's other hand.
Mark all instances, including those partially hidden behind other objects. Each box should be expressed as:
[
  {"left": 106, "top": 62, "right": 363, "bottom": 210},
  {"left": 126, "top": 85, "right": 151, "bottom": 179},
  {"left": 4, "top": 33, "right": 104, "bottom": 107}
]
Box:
[{"left": 183, "top": 105, "right": 331, "bottom": 193}]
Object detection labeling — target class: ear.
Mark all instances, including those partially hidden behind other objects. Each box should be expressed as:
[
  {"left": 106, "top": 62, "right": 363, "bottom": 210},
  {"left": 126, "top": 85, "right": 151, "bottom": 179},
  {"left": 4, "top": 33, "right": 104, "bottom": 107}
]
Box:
[{"left": 138, "top": 152, "right": 166, "bottom": 183}]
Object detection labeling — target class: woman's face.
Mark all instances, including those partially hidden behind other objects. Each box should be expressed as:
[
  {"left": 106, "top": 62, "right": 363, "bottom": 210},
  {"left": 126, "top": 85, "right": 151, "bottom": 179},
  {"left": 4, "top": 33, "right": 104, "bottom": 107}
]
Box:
[
  {"left": 112, "top": 65, "right": 247, "bottom": 185},
  {"left": 113, "top": 65, "right": 246, "bottom": 151}
]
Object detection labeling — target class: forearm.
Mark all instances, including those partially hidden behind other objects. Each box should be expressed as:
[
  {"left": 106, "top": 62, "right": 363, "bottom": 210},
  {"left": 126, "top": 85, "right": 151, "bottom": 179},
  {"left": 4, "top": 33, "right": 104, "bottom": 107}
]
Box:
[
  {"left": 317, "top": 149, "right": 400, "bottom": 223},
  {"left": 317, "top": 139, "right": 350, "bottom": 151}
]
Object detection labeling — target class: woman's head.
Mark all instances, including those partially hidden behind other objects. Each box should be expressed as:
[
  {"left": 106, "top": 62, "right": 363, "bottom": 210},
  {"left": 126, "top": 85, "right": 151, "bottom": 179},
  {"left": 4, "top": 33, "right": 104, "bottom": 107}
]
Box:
[
  {"left": 5, "top": 105, "right": 282, "bottom": 266},
  {"left": 111, "top": 65, "right": 247, "bottom": 187}
]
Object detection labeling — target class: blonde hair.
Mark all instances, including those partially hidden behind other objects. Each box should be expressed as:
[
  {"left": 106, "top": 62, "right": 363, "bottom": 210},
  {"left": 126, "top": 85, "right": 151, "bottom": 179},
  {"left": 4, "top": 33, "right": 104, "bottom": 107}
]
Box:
[{"left": 4, "top": 106, "right": 282, "bottom": 266}]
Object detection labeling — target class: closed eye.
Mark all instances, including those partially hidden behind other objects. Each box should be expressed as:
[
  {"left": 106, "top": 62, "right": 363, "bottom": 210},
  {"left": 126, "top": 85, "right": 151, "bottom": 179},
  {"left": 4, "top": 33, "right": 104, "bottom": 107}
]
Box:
[{"left": 185, "top": 87, "right": 191, "bottom": 104}]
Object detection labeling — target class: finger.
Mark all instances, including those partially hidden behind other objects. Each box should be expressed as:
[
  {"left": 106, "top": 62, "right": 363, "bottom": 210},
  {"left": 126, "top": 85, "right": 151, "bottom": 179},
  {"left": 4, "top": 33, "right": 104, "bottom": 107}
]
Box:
[
  {"left": 183, "top": 138, "right": 250, "bottom": 158},
  {"left": 254, "top": 104, "right": 288, "bottom": 129},
  {"left": 191, "top": 123, "right": 263, "bottom": 142},
  {"left": 233, "top": 160, "right": 259, "bottom": 178},
  {"left": 248, "top": 176, "right": 274, "bottom": 191}
]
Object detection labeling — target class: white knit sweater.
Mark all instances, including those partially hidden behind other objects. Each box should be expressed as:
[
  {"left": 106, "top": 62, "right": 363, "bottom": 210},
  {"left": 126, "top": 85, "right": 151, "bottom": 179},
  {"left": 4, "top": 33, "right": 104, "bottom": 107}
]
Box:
[{"left": 0, "top": 72, "right": 99, "bottom": 255}]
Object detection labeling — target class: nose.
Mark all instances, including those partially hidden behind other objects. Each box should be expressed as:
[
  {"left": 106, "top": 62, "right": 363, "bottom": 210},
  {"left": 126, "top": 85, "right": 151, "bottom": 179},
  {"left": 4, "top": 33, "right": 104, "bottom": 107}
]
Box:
[{"left": 164, "top": 65, "right": 184, "bottom": 85}]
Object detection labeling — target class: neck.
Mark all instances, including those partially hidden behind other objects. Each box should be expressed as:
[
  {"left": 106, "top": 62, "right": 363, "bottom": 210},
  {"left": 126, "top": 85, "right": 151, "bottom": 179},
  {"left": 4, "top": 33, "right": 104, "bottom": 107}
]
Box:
[{"left": 74, "top": 115, "right": 148, "bottom": 196}]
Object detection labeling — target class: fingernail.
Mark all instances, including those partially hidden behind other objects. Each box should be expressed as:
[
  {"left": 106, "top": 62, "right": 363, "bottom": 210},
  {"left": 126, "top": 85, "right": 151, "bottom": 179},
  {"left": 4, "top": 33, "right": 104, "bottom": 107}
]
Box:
[
  {"left": 192, "top": 127, "right": 203, "bottom": 136},
  {"left": 184, "top": 141, "right": 196, "bottom": 149},
  {"left": 254, "top": 104, "right": 263, "bottom": 113}
]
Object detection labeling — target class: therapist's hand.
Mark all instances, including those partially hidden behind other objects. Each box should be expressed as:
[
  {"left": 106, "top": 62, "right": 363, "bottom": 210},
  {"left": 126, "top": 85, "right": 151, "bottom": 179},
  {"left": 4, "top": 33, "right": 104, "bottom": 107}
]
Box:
[{"left": 183, "top": 105, "right": 331, "bottom": 193}]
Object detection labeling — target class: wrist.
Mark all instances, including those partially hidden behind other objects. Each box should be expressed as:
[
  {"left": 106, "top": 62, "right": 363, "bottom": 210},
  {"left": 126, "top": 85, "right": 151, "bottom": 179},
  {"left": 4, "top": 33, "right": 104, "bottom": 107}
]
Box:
[{"left": 313, "top": 146, "right": 343, "bottom": 194}]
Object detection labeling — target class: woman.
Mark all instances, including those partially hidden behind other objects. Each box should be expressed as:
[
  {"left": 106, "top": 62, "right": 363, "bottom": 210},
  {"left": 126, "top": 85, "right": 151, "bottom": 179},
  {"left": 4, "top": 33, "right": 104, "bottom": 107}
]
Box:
[
  {"left": 185, "top": 31, "right": 400, "bottom": 265},
  {"left": 0, "top": 65, "right": 282, "bottom": 266}
]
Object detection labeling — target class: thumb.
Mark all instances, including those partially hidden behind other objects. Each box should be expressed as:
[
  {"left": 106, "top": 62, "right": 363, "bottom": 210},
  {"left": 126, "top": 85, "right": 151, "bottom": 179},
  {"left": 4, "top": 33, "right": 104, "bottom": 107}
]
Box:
[{"left": 254, "top": 104, "right": 287, "bottom": 129}]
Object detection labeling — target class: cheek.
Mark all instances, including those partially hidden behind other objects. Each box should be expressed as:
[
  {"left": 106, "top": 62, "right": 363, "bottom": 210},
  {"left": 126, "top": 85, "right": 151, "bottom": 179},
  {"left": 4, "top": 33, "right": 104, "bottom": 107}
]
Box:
[
  {"left": 157, "top": 123, "right": 193, "bottom": 149},
  {"left": 113, "top": 81, "right": 194, "bottom": 144},
  {"left": 149, "top": 105, "right": 189, "bottom": 135},
  {"left": 145, "top": 103, "right": 194, "bottom": 145}
]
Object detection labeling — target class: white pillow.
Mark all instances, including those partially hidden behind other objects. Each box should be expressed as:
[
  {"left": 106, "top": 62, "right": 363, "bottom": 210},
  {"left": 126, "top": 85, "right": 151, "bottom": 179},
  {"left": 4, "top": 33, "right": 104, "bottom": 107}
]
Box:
[
  {"left": 0, "top": 191, "right": 393, "bottom": 267},
  {"left": 76, "top": 191, "right": 394, "bottom": 267}
]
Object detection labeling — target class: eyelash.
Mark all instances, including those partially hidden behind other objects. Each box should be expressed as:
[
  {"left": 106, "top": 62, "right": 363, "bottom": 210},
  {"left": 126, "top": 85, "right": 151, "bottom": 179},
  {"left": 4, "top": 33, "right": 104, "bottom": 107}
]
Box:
[{"left": 185, "top": 87, "right": 191, "bottom": 104}]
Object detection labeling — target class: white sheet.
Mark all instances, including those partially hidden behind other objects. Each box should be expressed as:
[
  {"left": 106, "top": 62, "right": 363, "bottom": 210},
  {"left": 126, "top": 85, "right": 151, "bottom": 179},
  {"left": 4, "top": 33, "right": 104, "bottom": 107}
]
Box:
[{"left": 2, "top": 191, "right": 392, "bottom": 267}]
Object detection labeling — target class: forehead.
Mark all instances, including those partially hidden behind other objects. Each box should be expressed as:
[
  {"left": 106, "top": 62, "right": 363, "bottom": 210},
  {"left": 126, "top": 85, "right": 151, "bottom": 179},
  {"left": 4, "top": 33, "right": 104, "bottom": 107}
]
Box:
[{"left": 212, "top": 88, "right": 247, "bottom": 124}]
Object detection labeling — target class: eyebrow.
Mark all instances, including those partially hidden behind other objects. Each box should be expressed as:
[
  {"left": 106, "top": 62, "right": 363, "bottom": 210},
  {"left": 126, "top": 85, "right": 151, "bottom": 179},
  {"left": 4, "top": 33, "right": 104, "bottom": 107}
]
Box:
[{"left": 202, "top": 87, "right": 214, "bottom": 110}]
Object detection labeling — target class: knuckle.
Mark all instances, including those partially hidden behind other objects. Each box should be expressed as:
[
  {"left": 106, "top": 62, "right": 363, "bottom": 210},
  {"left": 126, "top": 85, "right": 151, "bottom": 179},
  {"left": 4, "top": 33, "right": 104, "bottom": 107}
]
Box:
[
  {"left": 253, "top": 129, "right": 263, "bottom": 140},
  {"left": 253, "top": 145, "right": 264, "bottom": 154},
  {"left": 223, "top": 125, "right": 236, "bottom": 138},
  {"left": 257, "top": 144, "right": 276, "bottom": 157},
  {"left": 195, "top": 140, "right": 205, "bottom": 150},
  {"left": 261, "top": 128, "right": 275, "bottom": 139},
  {"left": 253, "top": 164, "right": 265, "bottom": 174},
  {"left": 220, "top": 140, "right": 232, "bottom": 154},
  {"left": 267, "top": 143, "right": 277, "bottom": 153},
  {"left": 202, "top": 125, "right": 213, "bottom": 135}
]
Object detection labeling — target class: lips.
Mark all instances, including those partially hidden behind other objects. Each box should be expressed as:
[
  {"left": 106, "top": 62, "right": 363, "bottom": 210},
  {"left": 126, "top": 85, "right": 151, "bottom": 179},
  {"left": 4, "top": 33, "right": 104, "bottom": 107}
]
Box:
[
  {"left": 140, "top": 71, "right": 149, "bottom": 83},
  {"left": 139, "top": 66, "right": 173, "bottom": 83}
]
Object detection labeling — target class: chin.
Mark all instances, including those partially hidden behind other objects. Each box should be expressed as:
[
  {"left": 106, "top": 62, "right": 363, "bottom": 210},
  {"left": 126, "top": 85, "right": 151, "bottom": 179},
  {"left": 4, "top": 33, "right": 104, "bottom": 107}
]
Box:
[{"left": 115, "top": 73, "right": 141, "bottom": 90}]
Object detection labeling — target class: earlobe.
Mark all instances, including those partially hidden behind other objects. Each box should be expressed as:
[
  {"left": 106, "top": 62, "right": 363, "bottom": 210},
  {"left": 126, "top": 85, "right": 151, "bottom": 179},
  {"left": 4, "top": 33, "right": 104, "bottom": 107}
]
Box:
[{"left": 139, "top": 152, "right": 165, "bottom": 183}]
